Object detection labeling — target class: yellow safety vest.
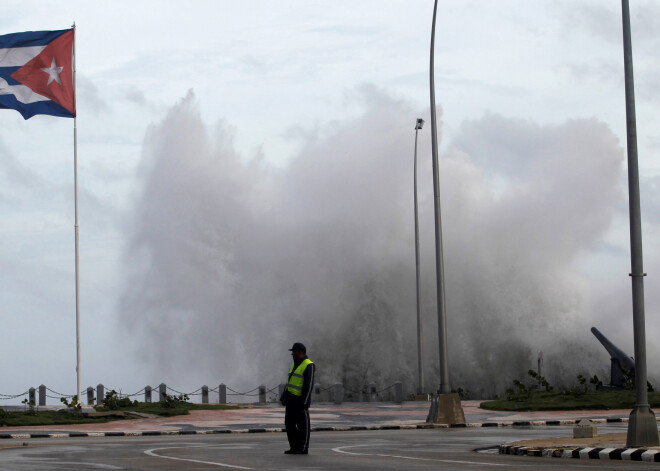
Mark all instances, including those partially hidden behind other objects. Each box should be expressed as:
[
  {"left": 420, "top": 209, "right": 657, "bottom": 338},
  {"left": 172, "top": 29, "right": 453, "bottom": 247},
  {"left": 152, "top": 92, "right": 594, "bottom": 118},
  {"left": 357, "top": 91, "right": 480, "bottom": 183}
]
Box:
[{"left": 286, "top": 359, "right": 313, "bottom": 396}]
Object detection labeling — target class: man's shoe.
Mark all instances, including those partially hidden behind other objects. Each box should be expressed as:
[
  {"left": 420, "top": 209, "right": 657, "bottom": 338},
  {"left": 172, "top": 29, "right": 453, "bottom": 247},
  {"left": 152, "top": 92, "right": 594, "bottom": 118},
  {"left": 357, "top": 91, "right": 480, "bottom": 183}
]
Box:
[
  {"left": 302, "top": 449, "right": 309, "bottom": 455},
  {"left": 284, "top": 449, "right": 294, "bottom": 454},
  {"left": 288, "top": 449, "right": 305, "bottom": 454}
]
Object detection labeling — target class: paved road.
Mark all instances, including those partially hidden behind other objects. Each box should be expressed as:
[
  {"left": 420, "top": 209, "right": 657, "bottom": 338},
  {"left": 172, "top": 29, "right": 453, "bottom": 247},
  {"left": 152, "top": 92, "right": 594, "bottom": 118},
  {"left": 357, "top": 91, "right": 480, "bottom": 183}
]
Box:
[
  {"left": 0, "top": 401, "right": 639, "bottom": 436},
  {"left": 0, "top": 424, "right": 657, "bottom": 470}
]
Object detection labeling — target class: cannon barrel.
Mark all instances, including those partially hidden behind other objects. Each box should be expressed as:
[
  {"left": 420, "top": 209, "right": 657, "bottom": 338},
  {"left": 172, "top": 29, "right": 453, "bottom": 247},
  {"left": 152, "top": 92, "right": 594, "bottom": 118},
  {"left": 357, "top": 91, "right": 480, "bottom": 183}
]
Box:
[{"left": 591, "top": 327, "right": 635, "bottom": 371}]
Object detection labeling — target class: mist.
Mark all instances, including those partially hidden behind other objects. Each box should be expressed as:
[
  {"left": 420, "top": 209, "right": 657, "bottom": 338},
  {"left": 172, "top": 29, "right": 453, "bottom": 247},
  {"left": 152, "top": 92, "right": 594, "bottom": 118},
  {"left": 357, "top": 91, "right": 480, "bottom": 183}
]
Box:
[{"left": 119, "top": 86, "right": 632, "bottom": 398}]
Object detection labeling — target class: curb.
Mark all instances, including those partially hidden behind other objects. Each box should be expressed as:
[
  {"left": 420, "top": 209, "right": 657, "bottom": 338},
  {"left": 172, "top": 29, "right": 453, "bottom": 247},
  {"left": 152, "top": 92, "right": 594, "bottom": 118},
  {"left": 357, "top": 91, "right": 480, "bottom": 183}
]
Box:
[
  {"left": 0, "top": 417, "right": 638, "bottom": 440},
  {"left": 0, "top": 425, "right": 419, "bottom": 439},
  {"left": 500, "top": 444, "right": 660, "bottom": 462}
]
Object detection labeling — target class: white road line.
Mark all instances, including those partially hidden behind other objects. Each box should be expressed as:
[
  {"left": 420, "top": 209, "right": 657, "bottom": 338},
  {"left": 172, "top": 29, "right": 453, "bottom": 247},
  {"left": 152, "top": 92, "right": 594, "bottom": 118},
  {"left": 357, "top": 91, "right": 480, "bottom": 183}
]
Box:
[
  {"left": 332, "top": 444, "right": 516, "bottom": 467},
  {"left": 11, "top": 461, "right": 121, "bottom": 470},
  {"left": 34, "top": 461, "right": 122, "bottom": 470},
  {"left": 144, "top": 445, "right": 254, "bottom": 469}
]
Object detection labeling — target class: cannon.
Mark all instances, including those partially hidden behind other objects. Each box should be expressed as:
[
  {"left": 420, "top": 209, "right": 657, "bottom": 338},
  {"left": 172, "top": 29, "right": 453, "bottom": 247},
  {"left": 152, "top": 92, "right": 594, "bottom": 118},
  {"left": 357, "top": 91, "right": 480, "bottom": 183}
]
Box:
[
  {"left": 591, "top": 327, "right": 654, "bottom": 391},
  {"left": 591, "top": 327, "right": 636, "bottom": 389}
]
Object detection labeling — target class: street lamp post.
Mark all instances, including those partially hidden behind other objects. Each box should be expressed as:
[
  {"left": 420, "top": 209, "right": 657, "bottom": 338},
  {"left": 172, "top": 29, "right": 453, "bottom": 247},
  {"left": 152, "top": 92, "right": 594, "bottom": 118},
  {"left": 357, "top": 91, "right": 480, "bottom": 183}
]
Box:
[
  {"left": 425, "top": 0, "right": 465, "bottom": 424},
  {"left": 429, "top": 0, "right": 450, "bottom": 396},
  {"left": 620, "top": 0, "right": 660, "bottom": 448},
  {"left": 413, "top": 118, "right": 425, "bottom": 395}
]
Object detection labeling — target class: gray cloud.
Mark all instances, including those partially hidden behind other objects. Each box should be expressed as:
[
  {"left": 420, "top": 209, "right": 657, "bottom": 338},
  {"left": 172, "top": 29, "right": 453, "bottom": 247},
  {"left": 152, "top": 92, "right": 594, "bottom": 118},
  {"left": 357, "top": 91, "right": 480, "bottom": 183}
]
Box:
[
  {"left": 77, "top": 75, "right": 109, "bottom": 115},
  {"left": 559, "top": 1, "right": 660, "bottom": 47},
  {"left": 0, "top": 140, "right": 40, "bottom": 192},
  {"left": 642, "top": 175, "right": 660, "bottom": 225},
  {"left": 124, "top": 87, "right": 148, "bottom": 106},
  {"left": 560, "top": 3, "right": 620, "bottom": 44}
]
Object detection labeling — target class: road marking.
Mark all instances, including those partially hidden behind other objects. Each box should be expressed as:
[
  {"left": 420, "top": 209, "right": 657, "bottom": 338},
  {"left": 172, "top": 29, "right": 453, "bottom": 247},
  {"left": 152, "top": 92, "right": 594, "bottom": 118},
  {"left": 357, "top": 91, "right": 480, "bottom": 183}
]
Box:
[
  {"left": 35, "top": 461, "right": 123, "bottom": 470},
  {"left": 144, "top": 445, "right": 254, "bottom": 469},
  {"left": 332, "top": 444, "right": 514, "bottom": 467}
]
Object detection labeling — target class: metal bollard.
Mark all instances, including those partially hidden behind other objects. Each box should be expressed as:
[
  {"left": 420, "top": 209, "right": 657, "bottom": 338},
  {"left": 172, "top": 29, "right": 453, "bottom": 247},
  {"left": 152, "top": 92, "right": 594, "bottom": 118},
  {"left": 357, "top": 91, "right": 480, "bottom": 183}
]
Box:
[
  {"left": 202, "top": 385, "right": 209, "bottom": 404},
  {"left": 394, "top": 382, "right": 403, "bottom": 404},
  {"left": 87, "top": 387, "right": 95, "bottom": 405},
  {"left": 38, "top": 385, "right": 46, "bottom": 406},
  {"left": 159, "top": 383, "right": 167, "bottom": 401},
  {"left": 258, "top": 385, "right": 266, "bottom": 404},
  {"left": 97, "top": 384, "right": 105, "bottom": 405},
  {"left": 333, "top": 383, "right": 343, "bottom": 404},
  {"left": 314, "top": 384, "right": 322, "bottom": 402},
  {"left": 368, "top": 382, "right": 377, "bottom": 402},
  {"left": 219, "top": 383, "right": 227, "bottom": 404},
  {"left": 145, "top": 386, "right": 152, "bottom": 403},
  {"left": 28, "top": 387, "right": 35, "bottom": 405}
]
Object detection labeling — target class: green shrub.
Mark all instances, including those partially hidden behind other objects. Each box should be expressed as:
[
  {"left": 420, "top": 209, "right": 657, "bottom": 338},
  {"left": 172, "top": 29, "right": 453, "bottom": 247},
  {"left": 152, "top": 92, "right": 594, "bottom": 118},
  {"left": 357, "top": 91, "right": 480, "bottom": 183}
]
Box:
[
  {"left": 60, "top": 395, "right": 82, "bottom": 416},
  {"left": 103, "top": 390, "right": 120, "bottom": 410},
  {"left": 21, "top": 398, "right": 36, "bottom": 416},
  {"left": 160, "top": 393, "right": 190, "bottom": 409},
  {"left": 527, "top": 370, "right": 553, "bottom": 392},
  {"left": 451, "top": 387, "right": 471, "bottom": 400}
]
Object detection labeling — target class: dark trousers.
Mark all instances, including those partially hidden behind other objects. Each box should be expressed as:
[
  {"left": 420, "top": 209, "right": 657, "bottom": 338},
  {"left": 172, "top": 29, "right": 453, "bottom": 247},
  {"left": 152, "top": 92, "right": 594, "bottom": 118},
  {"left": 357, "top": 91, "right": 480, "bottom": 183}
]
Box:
[{"left": 285, "top": 405, "right": 310, "bottom": 451}]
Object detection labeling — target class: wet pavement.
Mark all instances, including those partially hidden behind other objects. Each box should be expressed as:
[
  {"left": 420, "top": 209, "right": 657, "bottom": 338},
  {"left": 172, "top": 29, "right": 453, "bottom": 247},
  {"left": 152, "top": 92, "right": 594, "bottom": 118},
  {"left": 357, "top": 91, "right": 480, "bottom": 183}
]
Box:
[
  {"left": 0, "top": 400, "right": 638, "bottom": 435},
  {"left": 1, "top": 402, "right": 657, "bottom": 469},
  {"left": 1, "top": 425, "right": 656, "bottom": 470}
]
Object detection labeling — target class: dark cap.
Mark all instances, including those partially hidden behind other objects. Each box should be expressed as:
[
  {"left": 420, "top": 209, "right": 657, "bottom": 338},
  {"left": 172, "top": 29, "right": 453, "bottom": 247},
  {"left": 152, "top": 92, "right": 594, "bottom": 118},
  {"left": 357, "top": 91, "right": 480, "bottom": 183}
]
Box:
[{"left": 288, "top": 342, "right": 306, "bottom": 353}]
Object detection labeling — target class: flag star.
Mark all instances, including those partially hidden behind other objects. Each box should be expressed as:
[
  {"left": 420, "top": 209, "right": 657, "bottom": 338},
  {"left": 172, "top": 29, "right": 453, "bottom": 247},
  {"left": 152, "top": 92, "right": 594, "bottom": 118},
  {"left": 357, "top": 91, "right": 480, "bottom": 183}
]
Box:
[{"left": 41, "top": 57, "right": 63, "bottom": 86}]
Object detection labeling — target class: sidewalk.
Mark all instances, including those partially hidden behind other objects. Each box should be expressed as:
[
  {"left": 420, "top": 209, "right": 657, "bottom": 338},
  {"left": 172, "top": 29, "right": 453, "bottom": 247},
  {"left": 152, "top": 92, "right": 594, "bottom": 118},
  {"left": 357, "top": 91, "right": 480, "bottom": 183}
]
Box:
[
  {"left": 0, "top": 400, "right": 640, "bottom": 436},
  {"left": 501, "top": 434, "right": 660, "bottom": 463},
  {"left": 496, "top": 410, "right": 660, "bottom": 462}
]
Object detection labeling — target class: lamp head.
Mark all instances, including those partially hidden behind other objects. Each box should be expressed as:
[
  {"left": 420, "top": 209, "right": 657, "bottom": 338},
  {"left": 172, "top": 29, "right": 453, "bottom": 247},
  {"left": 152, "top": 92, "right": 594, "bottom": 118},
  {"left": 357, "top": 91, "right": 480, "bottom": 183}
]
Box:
[{"left": 415, "top": 118, "right": 424, "bottom": 130}]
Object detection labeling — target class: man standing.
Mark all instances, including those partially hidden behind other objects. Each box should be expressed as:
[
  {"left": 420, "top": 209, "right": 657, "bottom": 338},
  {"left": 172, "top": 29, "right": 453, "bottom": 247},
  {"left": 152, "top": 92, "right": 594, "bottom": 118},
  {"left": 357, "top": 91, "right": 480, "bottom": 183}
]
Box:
[{"left": 281, "top": 342, "right": 315, "bottom": 454}]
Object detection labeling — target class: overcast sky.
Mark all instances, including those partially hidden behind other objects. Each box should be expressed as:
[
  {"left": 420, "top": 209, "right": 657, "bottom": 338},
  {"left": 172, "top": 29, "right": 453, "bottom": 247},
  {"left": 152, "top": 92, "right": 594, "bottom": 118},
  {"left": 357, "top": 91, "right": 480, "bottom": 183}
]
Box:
[{"left": 1, "top": 0, "right": 660, "bottom": 399}]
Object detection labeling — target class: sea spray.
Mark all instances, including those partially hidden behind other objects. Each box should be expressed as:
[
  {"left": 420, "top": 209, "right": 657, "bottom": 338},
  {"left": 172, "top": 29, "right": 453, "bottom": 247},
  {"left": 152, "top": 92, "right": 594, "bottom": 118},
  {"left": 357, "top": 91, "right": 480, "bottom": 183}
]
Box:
[{"left": 120, "top": 88, "right": 628, "bottom": 397}]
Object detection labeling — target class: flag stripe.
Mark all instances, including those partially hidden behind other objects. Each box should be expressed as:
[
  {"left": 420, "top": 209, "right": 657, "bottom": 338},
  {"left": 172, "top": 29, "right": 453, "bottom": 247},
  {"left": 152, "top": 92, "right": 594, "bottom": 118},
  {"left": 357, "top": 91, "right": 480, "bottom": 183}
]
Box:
[
  {"left": 0, "top": 30, "right": 69, "bottom": 48},
  {"left": 0, "top": 45, "right": 46, "bottom": 67},
  {"left": 0, "top": 77, "right": 49, "bottom": 104},
  {"left": 0, "top": 67, "right": 22, "bottom": 86},
  {"left": 0, "top": 94, "right": 72, "bottom": 119}
]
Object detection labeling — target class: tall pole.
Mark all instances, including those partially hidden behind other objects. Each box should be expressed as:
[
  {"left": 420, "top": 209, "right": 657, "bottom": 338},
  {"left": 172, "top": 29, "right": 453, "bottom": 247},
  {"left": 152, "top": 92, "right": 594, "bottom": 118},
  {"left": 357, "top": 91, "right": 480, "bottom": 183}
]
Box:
[
  {"left": 413, "top": 119, "right": 425, "bottom": 395},
  {"left": 620, "top": 0, "right": 659, "bottom": 448},
  {"left": 72, "top": 22, "right": 82, "bottom": 406},
  {"left": 429, "top": 0, "right": 450, "bottom": 394}
]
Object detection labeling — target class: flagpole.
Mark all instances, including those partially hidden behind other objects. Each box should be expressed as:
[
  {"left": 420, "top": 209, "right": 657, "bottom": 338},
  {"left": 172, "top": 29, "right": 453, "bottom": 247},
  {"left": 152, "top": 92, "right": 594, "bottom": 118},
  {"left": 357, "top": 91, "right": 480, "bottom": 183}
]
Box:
[{"left": 72, "top": 22, "right": 82, "bottom": 407}]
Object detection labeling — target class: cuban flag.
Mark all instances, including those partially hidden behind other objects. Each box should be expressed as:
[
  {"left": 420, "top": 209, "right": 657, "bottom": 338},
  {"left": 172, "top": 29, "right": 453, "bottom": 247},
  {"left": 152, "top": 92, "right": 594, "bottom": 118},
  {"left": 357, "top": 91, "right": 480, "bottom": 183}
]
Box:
[{"left": 0, "top": 29, "right": 75, "bottom": 119}]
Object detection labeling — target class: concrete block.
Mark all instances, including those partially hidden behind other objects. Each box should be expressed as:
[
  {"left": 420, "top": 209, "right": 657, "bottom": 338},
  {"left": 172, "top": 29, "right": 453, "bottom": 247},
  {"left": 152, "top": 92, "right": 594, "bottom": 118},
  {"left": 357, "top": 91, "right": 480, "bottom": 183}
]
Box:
[
  {"left": 627, "top": 405, "right": 660, "bottom": 447},
  {"left": 394, "top": 382, "right": 403, "bottom": 404},
  {"left": 145, "top": 386, "right": 152, "bottom": 403},
  {"left": 313, "top": 384, "right": 323, "bottom": 402},
  {"left": 368, "top": 383, "right": 377, "bottom": 402},
  {"left": 333, "top": 383, "right": 343, "bottom": 404},
  {"left": 202, "top": 385, "right": 209, "bottom": 404},
  {"left": 574, "top": 419, "right": 597, "bottom": 438},
  {"left": 426, "top": 393, "right": 466, "bottom": 425},
  {"left": 219, "top": 384, "right": 227, "bottom": 404}
]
